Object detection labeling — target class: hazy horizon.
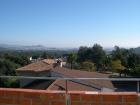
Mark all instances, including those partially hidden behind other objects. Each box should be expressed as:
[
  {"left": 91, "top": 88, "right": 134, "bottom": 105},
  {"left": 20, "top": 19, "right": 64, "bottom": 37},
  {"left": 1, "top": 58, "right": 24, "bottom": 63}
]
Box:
[
  {"left": 0, "top": 0, "right": 140, "bottom": 48},
  {"left": 0, "top": 43, "right": 139, "bottom": 50}
]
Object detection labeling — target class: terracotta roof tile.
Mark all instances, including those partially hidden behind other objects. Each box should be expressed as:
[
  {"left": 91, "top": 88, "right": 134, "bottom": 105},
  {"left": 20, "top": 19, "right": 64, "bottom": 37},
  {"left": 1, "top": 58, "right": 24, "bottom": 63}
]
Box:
[
  {"left": 47, "top": 80, "right": 100, "bottom": 91},
  {"left": 16, "top": 61, "right": 52, "bottom": 72},
  {"left": 43, "top": 59, "right": 56, "bottom": 65},
  {"left": 48, "top": 67, "right": 114, "bottom": 91},
  {"left": 17, "top": 61, "right": 114, "bottom": 91}
]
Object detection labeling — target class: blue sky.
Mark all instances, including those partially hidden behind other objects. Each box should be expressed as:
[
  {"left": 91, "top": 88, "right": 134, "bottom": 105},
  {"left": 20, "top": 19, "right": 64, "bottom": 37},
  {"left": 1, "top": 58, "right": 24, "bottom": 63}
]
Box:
[{"left": 0, "top": 0, "right": 140, "bottom": 48}]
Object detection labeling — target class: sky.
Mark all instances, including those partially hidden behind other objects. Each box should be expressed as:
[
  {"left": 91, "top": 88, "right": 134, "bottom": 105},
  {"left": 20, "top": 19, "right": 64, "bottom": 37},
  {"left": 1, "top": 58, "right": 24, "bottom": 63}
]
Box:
[{"left": 0, "top": 0, "right": 140, "bottom": 48}]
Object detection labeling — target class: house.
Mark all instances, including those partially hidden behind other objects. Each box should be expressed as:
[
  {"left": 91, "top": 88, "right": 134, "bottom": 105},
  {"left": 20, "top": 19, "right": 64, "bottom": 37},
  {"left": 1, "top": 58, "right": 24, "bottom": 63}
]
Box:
[
  {"left": 16, "top": 59, "right": 115, "bottom": 92},
  {"left": 16, "top": 60, "right": 53, "bottom": 87}
]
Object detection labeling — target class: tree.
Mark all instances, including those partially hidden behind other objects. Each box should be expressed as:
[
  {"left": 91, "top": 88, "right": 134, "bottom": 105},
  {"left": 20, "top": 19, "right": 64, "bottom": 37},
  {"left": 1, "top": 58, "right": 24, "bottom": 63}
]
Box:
[
  {"left": 67, "top": 53, "right": 76, "bottom": 69},
  {"left": 111, "top": 46, "right": 130, "bottom": 67},
  {"left": 127, "top": 53, "right": 140, "bottom": 69},
  {"left": 0, "top": 59, "right": 18, "bottom": 87},
  {"left": 104, "top": 55, "right": 112, "bottom": 71},
  {"left": 77, "top": 46, "right": 89, "bottom": 62},
  {"left": 91, "top": 44, "right": 106, "bottom": 71},
  {"left": 0, "top": 59, "right": 16, "bottom": 76},
  {"left": 111, "top": 60, "right": 125, "bottom": 77},
  {"left": 4, "top": 53, "right": 31, "bottom": 67},
  {"left": 110, "top": 47, "right": 140, "bottom": 76},
  {"left": 81, "top": 61, "right": 95, "bottom": 71},
  {"left": 77, "top": 44, "right": 106, "bottom": 71},
  {"left": 131, "top": 65, "right": 140, "bottom": 77},
  {"left": 112, "top": 46, "right": 123, "bottom": 60}
]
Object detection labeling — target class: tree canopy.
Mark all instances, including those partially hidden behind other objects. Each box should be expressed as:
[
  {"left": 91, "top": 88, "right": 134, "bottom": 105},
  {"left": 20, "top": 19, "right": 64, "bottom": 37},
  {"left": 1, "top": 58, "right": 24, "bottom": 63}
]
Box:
[{"left": 68, "top": 44, "right": 140, "bottom": 77}]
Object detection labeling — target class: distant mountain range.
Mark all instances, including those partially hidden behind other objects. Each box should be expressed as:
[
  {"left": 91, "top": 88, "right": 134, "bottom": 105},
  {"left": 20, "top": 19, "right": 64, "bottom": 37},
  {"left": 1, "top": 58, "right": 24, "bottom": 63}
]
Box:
[
  {"left": 0, "top": 44, "right": 78, "bottom": 51},
  {"left": 0, "top": 44, "right": 47, "bottom": 51},
  {"left": 0, "top": 44, "right": 140, "bottom": 54}
]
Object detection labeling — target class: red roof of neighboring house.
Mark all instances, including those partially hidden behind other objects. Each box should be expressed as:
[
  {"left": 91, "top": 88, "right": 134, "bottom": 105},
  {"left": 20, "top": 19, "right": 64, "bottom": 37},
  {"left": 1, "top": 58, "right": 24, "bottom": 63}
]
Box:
[
  {"left": 48, "top": 67, "right": 114, "bottom": 91},
  {"left": 16, "top": 60, "right": 114, "bottom": 91},
  {"left": 16, "top": 60, "right": 52, "bottom": 72},
  {"left": 47, "top": 80, "right": 100, "bottom": 91},
  {"left": 52, "top": 67, "right": 111, "bottom": 78}
]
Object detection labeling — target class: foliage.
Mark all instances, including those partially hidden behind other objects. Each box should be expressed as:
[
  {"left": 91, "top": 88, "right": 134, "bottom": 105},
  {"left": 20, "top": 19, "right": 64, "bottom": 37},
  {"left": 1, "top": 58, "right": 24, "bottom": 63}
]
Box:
[
  {"left": 0, "top": 52, "right": 31, "bottom": 87},
  {"left": 81, "top": 61, "right": 95, "bottom": 71},
  {"left": 67, "top": 53, "right": 77, "bottom": 69},
  {"left": 75, "top": 44, "right": 140, "bottom": 77},
  {"left": 111, "top": 60, "right": 125, "bottom": 76},
  {"left": 77, "top": 46, "right": 91, "bottom": 62},
  {"left": 127, "top": 53, "right": 140, "bottom": 68},
  {"left": 104, "top": 55, "right": 112, "bottom": 71},
  {"left": 111, "top": 46, "right": 130, "bottom": 66},
  {"left": 0, "top": 59, "right": 17, "bottom": 76},
  {"left": 4, "top": 53, "right": 31, "bottom": 67},
  {"left": 3, "top": 77, "right": 19, "bottom": 88},
  {"left": 91, "top": 44, "right": 106, "bottom": 70},
  {"left": 129, "top": 65, "right": 140, "bottom": 77},
  {"left": 77, "top": 44, "right": 106, "bottom": 71}
]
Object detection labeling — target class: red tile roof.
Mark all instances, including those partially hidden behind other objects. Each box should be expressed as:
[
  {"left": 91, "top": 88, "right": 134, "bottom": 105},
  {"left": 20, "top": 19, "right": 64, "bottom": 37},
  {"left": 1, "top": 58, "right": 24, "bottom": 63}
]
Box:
[
  {"left": 17, "top": 60, "right": 114, "bottom": 91},
  {"left": 48, "top": 67, "right": 114, "bottom": 91},
  {"left": 52, "top": 67, "right": 111, "bottom": 78},
  {"left": 47, "top": 80, "right": 101, "bottom": 91},
  {"left": 16, "top": 60, "right": 52, "bottom": 72}
]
